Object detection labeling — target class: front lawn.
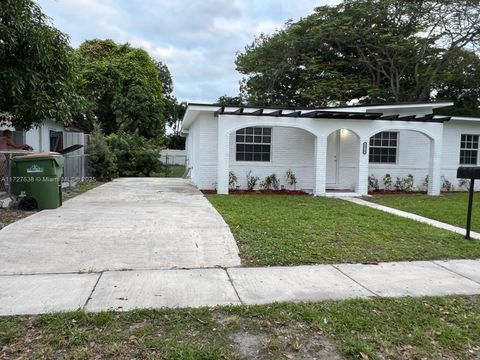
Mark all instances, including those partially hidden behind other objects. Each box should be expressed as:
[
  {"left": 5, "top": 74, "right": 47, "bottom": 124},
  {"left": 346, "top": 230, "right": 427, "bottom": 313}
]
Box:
[
  {"left": 1, "top": 296, "right": 479, "bottom": 359},
  {"left": 207, "top": 195, "right": 480, "bottom": 266},
  {"left": 366, "top": 192, "right": 480, "bottom": 232}
]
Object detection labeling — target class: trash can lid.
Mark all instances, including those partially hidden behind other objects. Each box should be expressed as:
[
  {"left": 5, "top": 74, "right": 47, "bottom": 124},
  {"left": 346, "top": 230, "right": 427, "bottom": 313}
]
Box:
[
  {"left": 13, "top": 152, "right": 64, "bottom": 167},
  {"left": 13, "top": 152, "right": 62, "bottom": 160}
]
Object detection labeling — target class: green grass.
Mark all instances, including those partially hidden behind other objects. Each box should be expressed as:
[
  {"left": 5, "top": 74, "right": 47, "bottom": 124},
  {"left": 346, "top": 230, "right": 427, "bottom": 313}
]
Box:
[
  {"left": 366, "top": 192, "right": 480, "bottom": 232},
  {"left": 1, "top": 296, "right": 480, "bottom": 359},
  {"left": 153, "top": 165, "right": 186, "bottom": 178},
  {"left": 207, "top": 195, "right": 480, "bottom": 266}
]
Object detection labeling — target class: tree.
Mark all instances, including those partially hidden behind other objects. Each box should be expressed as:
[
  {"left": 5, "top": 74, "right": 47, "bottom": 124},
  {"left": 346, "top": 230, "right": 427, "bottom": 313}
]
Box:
[
  {"left": 236, "top": 0, "right": 480, "bottom": 109},
  {"left": 217, "top": 95, "right": 245, "bottom": 106},
  {"left": 0, "top": 0, "right": 78, "bottom": 129},
  {"left": 88, "top": 122, "right": 117, "bottom": 181},
  {"left": 75, "top": 39, "right": 167, "bottom": 139}
]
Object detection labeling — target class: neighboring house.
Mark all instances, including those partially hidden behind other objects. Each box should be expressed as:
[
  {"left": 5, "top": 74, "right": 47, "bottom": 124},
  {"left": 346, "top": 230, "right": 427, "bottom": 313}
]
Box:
[
  {"left": 0, "top": 120, "right": 87, "bottom": 181},
  {"left": 182, "top": 101, "right": 480, "bottom": 196}
]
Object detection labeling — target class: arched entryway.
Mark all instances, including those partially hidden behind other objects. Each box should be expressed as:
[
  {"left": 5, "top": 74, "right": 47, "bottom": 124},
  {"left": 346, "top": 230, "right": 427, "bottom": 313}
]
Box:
[{"left": 325, "top": 129, "right": 361, "bottom": 193}]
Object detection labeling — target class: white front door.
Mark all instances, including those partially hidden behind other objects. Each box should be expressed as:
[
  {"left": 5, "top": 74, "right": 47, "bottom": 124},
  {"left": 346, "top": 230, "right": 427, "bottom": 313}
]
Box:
[{"left": 326, "top": 131, "right": 339, "bottom": 185}]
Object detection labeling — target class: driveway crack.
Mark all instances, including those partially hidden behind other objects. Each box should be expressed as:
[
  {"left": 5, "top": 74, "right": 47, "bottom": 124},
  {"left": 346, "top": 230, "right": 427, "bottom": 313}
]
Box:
[
  {"left": 83, "top": 272, "right": 103, "bottom": 310},
  {"left": 225, "top": 268, "right": 244, "bottom": 305}
]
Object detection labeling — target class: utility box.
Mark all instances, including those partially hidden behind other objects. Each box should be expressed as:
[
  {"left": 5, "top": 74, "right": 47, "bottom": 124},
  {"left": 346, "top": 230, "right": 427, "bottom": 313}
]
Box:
[{"left": 11, "top": 152, "right": 64, "bottom": 210}]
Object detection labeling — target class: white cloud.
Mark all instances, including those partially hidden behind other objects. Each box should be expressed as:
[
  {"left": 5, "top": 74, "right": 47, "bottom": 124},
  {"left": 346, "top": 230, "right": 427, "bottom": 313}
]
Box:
[{"left": 38, "top": 0, "right": 342, "bottom": 102}]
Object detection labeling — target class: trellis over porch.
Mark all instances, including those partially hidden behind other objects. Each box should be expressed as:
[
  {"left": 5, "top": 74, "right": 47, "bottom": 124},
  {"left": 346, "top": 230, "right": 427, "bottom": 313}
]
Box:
[{"left": 212, "top": 104, "right": 452, "bottom": 196}]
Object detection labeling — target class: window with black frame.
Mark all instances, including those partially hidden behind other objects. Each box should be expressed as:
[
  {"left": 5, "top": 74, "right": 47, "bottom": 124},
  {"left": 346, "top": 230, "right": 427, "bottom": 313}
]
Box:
[
  {"left": 369, "top": 131, "right": 398, "bottom": 163},
  {"left": 460, "top": 134, "right": 479, "bottom": 165},
  {"left": 49, "top": 130, "right": 64, "bottom": 152},
  {"left": 235, "top": 127, "right": 271, "bottom": 161}
]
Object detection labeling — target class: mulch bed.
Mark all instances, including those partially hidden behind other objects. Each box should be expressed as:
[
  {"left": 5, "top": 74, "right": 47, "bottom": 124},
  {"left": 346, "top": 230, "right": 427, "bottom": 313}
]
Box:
[
  {"left": 201, "top": 189, "right": 310, "bottom": 196},
  {"left": 368, "top": 190, "right": 428, "bottom": 195}
]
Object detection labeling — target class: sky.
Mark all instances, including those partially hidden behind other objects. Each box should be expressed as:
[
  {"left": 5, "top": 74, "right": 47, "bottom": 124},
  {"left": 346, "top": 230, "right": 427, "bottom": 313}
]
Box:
[{"left": 37, "top": 0, "right": 341, "bottom": 103}]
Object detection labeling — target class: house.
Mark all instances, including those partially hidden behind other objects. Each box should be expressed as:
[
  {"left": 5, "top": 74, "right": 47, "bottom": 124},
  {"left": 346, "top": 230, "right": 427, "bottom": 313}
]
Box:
[
  {"left": 182, "top": 101, "right": 480, "bottom": 196},
  {"left": 0, "top": 120, "right": 87, "bottom": 183}
]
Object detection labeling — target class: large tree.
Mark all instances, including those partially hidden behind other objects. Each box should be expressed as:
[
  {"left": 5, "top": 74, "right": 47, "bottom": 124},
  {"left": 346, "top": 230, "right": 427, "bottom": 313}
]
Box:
[
  {"left": 75, "top": 39, "right": 167, "bottom": 139},
  {"left": 236, "top": 0, "right": 480, "bottom": 111},
  {"left": 0, "top": 0, "right": 78, "bottom": 128}
]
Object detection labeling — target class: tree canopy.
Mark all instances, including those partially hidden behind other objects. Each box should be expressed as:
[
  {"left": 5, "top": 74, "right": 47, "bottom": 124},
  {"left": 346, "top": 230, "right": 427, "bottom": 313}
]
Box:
[
  {"left": 236, "top": 0, "right": 480, "bottom": 113},
  {"left": 75, "top": 39, "right": 168, "bottom": 139},
  {"left": 0, "top": 0, "right": 78, "bottom": 129}
]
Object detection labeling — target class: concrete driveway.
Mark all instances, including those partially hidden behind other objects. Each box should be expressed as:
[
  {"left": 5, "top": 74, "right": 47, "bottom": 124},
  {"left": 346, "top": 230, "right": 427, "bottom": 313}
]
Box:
[{"left": 0, "top": 178, "right": 240, "bottom": 274}]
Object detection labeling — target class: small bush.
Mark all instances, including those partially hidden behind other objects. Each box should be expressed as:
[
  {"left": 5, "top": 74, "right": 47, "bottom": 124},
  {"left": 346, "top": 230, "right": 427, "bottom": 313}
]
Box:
[
  {"left": 88, "top": 122, "right": 117, "bottom": 181},
  {"left": 423, "top": 175, "right": 429, "bottom": 191},
  {"left": 106, "top": 132, "right": 160, "bottom": 177},
  {"left": 246, "top": 171, "right": 259, "bottom": 191},
  {"left": 229, "top": 171, "right": 238, "bottom": 190},
  {"left": 383, "top": 174, "right": 393, "bottom": 191},
  {"left": 285, "top": 169, "right": 297, "bottom": 190},
  {"left": 405, "top": 174, "right": 414, "bottom": 191},
  {"left": 261, "top": 174, "right": 280, "bottom": 191},
  {"left": 442, "top": 176, "right": 453, "bottom": 192},
  {"left": 395, "top": 177, "right": 406, "bottom": 191},
  {"left": 458, "top": 178, "right": 470, "bottom": 191},
  {"left": 368, "top": 175, "right": 379, "bottom": 191}
]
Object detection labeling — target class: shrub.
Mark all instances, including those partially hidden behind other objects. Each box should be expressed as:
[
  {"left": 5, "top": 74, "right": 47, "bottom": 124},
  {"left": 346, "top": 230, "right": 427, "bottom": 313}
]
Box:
[
  {"left": 368, "top": 175, "right": 379, "bottom": 191},
  {"left": 423, "top": 175, "right": 429, "bottom": 191},
  {"left": 285, "top": 169, "right": 297, "bottom": 190},
  {"left": 106, "top": 132, "right": 160, "bottom": 177},
  {"left": 442, "top": 176, "right": 453, "bottom": 192},
  {"left": 395, "top": 177, "right": 406, "bottom": 191},
  {"left": 458, "top": 178, "right": 470, "bottom": 191},
  {"left": 246, "top": 171, "right": 259, "bottom": 191},
  {"left": 88, "top": 122, "right": 117, "bottom": 181},
  {"left": 261, "top": 174, "right": 280, "bottom": 191},
  {"left": 383, "top": 174, "right": 393, "bottom": 191},
  {"left": 405, "top": 174, "right": 414, "bottom": 191},
  {"left": 229, "top": 171, "right": 238, "bottom": 190}
]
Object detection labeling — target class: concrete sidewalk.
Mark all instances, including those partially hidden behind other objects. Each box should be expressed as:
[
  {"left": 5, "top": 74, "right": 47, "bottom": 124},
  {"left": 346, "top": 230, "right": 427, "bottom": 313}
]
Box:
[{"left": 1, "top": 259, "right": 479, "bottom": 316}]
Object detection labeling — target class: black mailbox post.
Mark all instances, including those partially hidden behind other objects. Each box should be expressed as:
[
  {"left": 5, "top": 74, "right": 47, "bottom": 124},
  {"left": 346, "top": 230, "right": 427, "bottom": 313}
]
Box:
[{"left": 457, "top": 167, "right": 480, "bottom": 239}]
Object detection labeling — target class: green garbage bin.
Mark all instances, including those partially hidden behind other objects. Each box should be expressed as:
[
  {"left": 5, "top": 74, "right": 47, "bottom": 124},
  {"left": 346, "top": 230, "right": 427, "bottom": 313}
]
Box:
[{"left": 11, "top": 152, "right": 64, "bottom": 210}]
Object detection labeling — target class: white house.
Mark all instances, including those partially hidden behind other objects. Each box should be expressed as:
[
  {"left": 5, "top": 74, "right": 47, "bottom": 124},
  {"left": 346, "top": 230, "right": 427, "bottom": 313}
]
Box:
[{"left": 182, "top": 101, "right": 480, "bottom": 196}]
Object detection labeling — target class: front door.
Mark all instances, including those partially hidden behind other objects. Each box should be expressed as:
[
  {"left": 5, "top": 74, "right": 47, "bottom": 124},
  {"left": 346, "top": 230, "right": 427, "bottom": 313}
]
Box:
[{"left": 326, "top": 131, "right": 339, "bottom": 185}]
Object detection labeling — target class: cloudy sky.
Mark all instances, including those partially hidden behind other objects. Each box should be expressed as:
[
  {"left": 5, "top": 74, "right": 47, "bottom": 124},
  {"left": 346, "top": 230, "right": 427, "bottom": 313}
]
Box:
[{"left": 38, "top": 0, "right": 341, "bottom": 103}]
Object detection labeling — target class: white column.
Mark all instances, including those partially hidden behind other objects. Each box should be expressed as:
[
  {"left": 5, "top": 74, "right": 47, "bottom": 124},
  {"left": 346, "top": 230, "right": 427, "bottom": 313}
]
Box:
[
  {"left": 356, "top": 137, "right": 369, "bottom": 195},
  {"left": 217, "top": 121, "right": 230, "bottom": 195},
  {"left": 428, "top": 137, "right": 442, "bottom": 196},
  {"left": 314, "top": 135, "right": 327, "bottom": 196}
]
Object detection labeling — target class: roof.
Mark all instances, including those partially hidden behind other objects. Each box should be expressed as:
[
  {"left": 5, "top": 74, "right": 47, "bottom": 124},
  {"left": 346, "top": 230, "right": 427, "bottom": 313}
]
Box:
[{"left": 182, "top": 101, "right": 454, "bottom": 130}]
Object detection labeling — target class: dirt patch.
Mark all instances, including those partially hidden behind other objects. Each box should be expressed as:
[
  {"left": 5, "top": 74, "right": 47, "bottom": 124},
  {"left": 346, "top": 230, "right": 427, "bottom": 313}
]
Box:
[
  {"left": 202, "top": 189, "right": 310, "bottom": 196},
  {"left": 298, "top": 332, "right": 347, "bottom": 360},
  {"left": 230, "top": 332, "right": 263, "bottom": 358},
  {"left": 0, "top": 208, "right": 36, "bottom": 230}
]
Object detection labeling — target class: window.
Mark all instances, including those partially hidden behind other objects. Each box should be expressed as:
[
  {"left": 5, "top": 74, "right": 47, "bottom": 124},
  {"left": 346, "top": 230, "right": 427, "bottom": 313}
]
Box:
[
  {"left": 236, "top": 127, "right": 271, "bottom": 162},
  {"left": 49, "top": 130, "right": 63, "bottom": 152},
  {"left": 369, "top": 132, "right": 398, "bottom": 163},
  {"left": 460, "top": 134, "right": 479, "bottom": 165}
]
